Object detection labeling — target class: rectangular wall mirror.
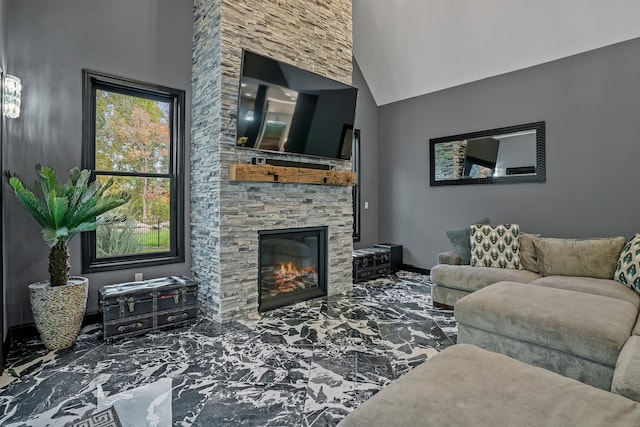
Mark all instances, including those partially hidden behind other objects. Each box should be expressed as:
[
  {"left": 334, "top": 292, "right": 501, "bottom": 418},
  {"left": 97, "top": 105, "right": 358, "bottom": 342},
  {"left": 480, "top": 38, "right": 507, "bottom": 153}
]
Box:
[{"left": 429, "top": 121, "right": 545, "bottom": 186}]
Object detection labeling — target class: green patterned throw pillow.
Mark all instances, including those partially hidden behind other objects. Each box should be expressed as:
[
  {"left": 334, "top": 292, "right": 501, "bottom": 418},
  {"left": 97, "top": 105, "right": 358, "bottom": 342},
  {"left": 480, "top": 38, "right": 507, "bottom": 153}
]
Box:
[
  {"left": 615, "top": 234, "right": 640, "bottom": 293},
  {"left": 470, "top": 224, "right": 522, "bottom": 269}
]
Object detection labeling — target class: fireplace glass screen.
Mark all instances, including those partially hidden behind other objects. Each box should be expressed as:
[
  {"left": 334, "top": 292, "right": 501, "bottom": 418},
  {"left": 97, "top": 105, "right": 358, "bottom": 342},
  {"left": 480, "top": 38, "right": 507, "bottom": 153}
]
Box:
[{"left": 258, "top": 226, "right": 328, "bottom": 311}]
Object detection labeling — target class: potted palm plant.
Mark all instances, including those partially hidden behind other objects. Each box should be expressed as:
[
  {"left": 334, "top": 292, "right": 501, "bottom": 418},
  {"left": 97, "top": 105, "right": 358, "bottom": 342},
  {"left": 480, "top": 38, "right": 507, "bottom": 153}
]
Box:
[{"left": 5, "top": 164, "right": 130, "bottom": 350}]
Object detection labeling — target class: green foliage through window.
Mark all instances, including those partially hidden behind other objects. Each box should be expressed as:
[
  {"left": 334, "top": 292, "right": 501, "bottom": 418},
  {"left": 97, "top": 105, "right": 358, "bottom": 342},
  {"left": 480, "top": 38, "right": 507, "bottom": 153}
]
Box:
[{"left": 97, "top": 221, "right": 143, "bottom": 257}]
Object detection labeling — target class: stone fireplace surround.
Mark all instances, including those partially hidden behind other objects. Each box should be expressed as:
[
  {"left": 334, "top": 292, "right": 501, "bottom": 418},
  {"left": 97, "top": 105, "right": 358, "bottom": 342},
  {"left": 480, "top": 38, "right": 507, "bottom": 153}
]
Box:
[{"left": 191, "top": 0, "right": 354, "bottom": 322}]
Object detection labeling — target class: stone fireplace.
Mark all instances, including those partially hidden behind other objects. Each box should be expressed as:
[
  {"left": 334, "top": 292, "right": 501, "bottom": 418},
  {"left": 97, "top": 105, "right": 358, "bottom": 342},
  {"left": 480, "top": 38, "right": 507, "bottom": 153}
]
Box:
[{"left": 191, "top": 0, "right": 354, "bottom": 321}]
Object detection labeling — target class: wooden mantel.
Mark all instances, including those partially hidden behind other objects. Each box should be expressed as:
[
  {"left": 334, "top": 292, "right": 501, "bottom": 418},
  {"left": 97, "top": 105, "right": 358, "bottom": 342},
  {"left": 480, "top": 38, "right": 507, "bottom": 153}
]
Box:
[{"left": 229, "top": 163, "right": 356, "bottom": 186}]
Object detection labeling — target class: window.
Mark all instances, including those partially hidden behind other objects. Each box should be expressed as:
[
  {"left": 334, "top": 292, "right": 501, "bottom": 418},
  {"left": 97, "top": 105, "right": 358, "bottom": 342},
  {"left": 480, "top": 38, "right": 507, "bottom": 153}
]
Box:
[
  {"left": 352, "top": 129, "right": 361, "bottom": 242},
  {"left": 82, "top": 70, "right": 185, "bottom": 272}
]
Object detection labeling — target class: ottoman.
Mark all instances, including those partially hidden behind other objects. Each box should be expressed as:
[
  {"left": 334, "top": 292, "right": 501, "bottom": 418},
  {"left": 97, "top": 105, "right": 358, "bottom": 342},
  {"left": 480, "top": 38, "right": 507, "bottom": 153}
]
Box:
[
  {"left": 455, "top": 281, "right": 638, "bottom": 390},
  {"left": 338, "top": 344, "right": 640, "bottom": 427}
]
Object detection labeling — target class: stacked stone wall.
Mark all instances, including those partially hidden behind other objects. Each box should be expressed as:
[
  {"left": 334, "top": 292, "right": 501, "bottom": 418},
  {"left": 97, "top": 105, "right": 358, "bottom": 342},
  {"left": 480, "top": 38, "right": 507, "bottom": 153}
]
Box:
[{"left": 192, "top": 0, "right": 354, "bottom": 321}]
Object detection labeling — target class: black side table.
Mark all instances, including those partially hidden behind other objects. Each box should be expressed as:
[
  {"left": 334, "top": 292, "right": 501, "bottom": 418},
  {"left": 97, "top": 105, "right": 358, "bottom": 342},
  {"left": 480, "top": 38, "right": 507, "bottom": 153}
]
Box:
[{"left": 374, "top": 243, "right": 403, "bottom": 272}]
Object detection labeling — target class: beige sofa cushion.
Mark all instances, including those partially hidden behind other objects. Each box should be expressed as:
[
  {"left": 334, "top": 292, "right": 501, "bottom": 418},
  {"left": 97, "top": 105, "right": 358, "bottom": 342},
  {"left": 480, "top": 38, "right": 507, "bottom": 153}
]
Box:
[
  {"left": 430, "top": 264, "right": 541, "bottom": 293},
  {"left": 612, "top": 336, "right": 640, "bottom": 402},
  {"left": 455, "top": 282, "right": 637, "bottom": 366},
  {"left": 530, "top": 276, "right": 640, "bottom": 308},
  {"left": 437, "top": 250, "right": 460, "bottom": 265},
  {"left": 533, "top": 237, "right": 625, "bottom": 279},
  {"left": 519, "top": 232, "right": 540, "bottom": 273},
  {"left": 338, "top": 344, "right": 640, "bottom": 427},
  {"left": 633, "top": 316, "right": 640, "bottom": 336}
]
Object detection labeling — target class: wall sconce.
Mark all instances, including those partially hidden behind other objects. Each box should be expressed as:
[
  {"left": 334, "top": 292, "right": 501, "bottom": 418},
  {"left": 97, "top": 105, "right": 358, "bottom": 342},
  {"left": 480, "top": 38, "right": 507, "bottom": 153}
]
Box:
[
  {"left": 244, "top": 109, "right": 254, "bottom": 121},
  {"left": 3, "top": 74, "right": 22, "bottom": 119}
]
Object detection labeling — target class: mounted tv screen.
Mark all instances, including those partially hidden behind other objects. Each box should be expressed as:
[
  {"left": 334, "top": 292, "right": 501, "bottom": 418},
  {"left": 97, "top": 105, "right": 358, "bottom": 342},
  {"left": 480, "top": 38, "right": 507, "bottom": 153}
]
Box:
[{"left": 236, "top": 50, "right": 358, "bottom": 160}]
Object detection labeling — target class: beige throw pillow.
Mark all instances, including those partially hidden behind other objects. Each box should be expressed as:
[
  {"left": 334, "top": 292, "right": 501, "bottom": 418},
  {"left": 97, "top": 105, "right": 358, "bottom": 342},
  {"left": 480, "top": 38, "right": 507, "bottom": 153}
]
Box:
[
  {"left": 533, "top": 237, "right": 626, "bottom": 279},
  {"left": 470, "top": 224, "right": 522, "bottom": 269},
  {"left": 519, "top": 232, "right": 541, "bottom": 273}
]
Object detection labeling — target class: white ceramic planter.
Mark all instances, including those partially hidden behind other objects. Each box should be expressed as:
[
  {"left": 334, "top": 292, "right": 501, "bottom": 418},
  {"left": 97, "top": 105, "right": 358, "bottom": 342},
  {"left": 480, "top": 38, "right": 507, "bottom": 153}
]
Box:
[{"left": 28, "top": 276, "right": 89, "bottom": 350}]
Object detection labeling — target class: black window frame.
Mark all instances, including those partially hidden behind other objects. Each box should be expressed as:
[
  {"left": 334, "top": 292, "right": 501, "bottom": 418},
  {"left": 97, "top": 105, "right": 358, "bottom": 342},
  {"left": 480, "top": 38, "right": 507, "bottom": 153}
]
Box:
[
  {"left": 81, "top": 69, "right": 185, "bottom": 273},
  {"left": 352, "top": 129, "right": 361, "bottom": 242}
]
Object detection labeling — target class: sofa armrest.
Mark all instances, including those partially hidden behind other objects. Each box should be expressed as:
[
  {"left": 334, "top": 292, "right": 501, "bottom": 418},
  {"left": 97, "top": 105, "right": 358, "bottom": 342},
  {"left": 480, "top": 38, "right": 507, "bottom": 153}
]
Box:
[
  {"left": 438, "top": 251, "right": 461, "bottom": 265},
  {"left": 612, "top": 335, "right": 640, "bottom": 402}
]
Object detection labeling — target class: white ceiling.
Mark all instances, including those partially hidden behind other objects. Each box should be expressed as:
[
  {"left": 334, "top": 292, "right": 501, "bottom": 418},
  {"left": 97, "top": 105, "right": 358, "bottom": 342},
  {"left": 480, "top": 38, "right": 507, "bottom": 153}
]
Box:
[{"left": 353, "top": 0, "right": 640, "bottom": 106}]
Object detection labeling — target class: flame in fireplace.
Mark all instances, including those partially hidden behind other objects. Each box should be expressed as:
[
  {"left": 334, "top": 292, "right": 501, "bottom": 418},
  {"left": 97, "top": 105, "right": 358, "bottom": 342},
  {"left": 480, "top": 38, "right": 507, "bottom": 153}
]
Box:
[
  {"left": 272, "top": 262, "right": 317, "bottom": 291},
  {"left": 278, "top": 262, "right": 314, "bottom": 276}
]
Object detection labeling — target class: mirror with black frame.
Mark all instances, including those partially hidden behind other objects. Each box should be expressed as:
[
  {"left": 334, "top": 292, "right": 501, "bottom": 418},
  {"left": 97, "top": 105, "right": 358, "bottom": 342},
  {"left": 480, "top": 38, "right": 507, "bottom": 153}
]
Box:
[{"left": 429, "top": 121, "right": 545, "bottom": 186}]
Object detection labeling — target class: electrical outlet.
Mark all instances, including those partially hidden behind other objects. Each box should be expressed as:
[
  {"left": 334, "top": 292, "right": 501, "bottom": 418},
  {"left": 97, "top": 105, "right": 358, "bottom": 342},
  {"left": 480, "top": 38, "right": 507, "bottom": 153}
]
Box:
[
  {"left": 134, "top": 273, "right": 143, "bottom": 281},
  {"left": 364, "top": 201, "right": 369, "bottom": 210}
]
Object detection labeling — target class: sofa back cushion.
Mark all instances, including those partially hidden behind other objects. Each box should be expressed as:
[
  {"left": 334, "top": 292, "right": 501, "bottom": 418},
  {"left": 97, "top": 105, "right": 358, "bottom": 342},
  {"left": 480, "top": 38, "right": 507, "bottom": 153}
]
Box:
[
  {"left": 519, "top": 232, "right": 541, "bottom": 273},
  {"left": 533, "top": 237, "right": 626, "bottom": 279}
]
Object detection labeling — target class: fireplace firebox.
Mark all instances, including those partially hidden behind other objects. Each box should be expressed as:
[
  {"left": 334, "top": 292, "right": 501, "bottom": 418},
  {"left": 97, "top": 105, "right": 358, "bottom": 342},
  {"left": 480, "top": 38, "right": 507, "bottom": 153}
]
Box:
[{"left": 258, "top": 226, "right": 328, "bottom": 311}]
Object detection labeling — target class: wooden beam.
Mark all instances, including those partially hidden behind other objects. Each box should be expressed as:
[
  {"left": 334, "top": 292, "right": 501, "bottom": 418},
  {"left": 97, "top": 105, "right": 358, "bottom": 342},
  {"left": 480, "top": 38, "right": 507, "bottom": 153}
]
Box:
[{"left": 229, "top": 164, "right": 356, "bottom": 186}]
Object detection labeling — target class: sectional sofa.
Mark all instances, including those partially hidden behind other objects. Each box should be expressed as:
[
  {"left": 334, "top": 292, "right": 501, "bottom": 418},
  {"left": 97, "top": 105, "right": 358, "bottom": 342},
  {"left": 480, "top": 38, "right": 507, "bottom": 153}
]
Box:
[
  {"left": 430, "top": 233, "right": 632, "bottom": 308},
  {"left": 339, "top": 233, "right": 640, "bottom": 426},
  {"left": 456, "top": 279, "right": 640, "bottom": 391},
  {"left": 432, "top": 234, "right": 640, "bottom": 395}
]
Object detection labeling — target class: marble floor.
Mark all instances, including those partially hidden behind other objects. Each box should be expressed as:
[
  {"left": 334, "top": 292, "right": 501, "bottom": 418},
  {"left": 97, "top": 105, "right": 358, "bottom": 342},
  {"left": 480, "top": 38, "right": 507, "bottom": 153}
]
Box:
[{"left": 0, "top": 271, "right": 457, "bottom": 426}]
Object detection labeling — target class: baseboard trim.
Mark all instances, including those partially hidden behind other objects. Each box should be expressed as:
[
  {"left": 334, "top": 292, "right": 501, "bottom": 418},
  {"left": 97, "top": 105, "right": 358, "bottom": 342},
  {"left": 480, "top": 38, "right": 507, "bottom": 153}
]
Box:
[
  {"left": 401, "top": 264, "right": 430, "bottom": 275},
  {"left": 2, "top": 333, "right": 9, "bottom": 367},
  {"left": 433, "top": 301, "right": 454, "bottom": 310}
]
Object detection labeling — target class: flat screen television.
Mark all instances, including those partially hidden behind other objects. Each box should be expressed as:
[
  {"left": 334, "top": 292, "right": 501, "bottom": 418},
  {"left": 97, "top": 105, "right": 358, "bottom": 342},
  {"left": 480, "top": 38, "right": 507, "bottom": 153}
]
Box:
[{"left": 236, "top": 50, "right": 358, "bottom": 160}]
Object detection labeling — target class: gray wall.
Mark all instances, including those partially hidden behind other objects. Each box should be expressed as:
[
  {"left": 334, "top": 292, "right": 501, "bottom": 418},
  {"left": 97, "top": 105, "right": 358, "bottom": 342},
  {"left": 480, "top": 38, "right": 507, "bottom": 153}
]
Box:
[
  {"left": 4, "top": 0, "right": 194, "bottom": 327},
  {"left": 378, "top": 37, "right": 640, "bottom": 269},
  {"left": 352, "top": 59, "right": 379, "bottom": 248}
]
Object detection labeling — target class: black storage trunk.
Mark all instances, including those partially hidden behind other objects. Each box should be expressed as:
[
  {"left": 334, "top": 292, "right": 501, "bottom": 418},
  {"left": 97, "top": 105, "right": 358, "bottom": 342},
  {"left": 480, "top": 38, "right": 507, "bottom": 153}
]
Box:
[
  {"left": 352, "top": 247, "right": 391, "bottom": 283},
  {"left": 374, "top": 243, "right": 403, "bottom": 272},
  {"left": 99, "top": 276, "right": 198, "bottom": 342}
]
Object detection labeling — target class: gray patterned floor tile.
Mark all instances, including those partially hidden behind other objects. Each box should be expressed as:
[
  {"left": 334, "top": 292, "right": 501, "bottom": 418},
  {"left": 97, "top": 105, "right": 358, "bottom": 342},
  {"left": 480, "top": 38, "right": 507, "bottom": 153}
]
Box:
[{"left": 0, "top": 272, "right": 456, "bottom": 426}]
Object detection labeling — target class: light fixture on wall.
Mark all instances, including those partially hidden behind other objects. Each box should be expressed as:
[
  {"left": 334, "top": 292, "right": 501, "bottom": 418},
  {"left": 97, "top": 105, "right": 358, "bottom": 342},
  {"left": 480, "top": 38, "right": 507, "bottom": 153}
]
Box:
[
  {"left": 3, "top": 74, "right": 22, "bottom": 119},
  {"left": 244, "top": 109, "right": 255, "bottom": 121}
]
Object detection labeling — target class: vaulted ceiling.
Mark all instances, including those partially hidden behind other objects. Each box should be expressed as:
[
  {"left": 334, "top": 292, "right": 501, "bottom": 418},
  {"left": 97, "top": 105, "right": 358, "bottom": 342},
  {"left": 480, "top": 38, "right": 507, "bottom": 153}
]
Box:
[{"left": 353, "top": 0, "right": 640, "bottom": 106}]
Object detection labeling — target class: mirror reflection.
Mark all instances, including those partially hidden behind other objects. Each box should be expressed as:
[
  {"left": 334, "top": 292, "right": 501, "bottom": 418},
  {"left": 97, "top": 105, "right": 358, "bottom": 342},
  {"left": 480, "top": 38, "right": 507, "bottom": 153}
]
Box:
[
  {"left": 429, "top": 122, "right": 545, "bottom": 186},
  {"left": 238, "top": 79, "right": 298, "bottom": 151}
]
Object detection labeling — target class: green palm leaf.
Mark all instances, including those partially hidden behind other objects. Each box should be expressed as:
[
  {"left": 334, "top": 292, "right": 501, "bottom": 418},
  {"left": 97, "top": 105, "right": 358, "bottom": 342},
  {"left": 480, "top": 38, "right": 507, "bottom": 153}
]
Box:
[
  {"left": 68, "top": 167, "right": 81, "bottom": 183},
  {"left": 69, "top": 169, "right": 91, "bottom": 208},
  {"left": 67, "top": 196, "right": 99, "bottom": 228},
  {"left": 68, "top": 221, "right": 97, "bottom": 236},
  {"left": 5, "top": 165, "right": 130, "bottom": 247},
  {"left": 36, "top": 164, "right": 60, "bottom": 202},
  {"left": 42, "top": 228, "right": 59, "bottom": 247},
  {"left": 47, "top": 191, "right": 69, "bottom": 229},
  {"left": 76, "top": 181, "right": 99, "bottom": 208},
  {"left": 5, "top": 176, "right": 52, "bottom": 228},
  {"left": 95, "top": 193, "right": 131, "bottom": 216},
  {"left": 96, "top": 213, "right": 127, "bottom": 225}
]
